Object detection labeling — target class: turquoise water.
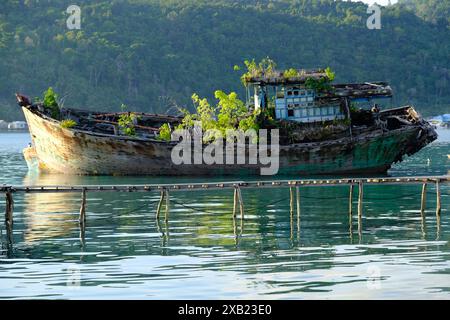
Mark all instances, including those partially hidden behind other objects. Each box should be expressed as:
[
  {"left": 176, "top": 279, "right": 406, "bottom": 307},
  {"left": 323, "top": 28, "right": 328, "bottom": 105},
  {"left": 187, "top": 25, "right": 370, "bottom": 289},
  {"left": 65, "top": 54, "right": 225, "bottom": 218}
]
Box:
[{"left": 0, "top": 130, "right": 449, "bottom": 299}]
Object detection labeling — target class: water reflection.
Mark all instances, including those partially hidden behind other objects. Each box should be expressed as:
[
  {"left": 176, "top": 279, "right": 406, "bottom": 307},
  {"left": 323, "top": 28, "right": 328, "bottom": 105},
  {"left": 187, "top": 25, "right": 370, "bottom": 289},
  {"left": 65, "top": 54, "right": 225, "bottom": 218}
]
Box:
[
  {"left": 22, "top": 173, "right": 83, "bottom": 244},
  {"left": 0, "top": 138, "right": 448, "bottom": 299}
]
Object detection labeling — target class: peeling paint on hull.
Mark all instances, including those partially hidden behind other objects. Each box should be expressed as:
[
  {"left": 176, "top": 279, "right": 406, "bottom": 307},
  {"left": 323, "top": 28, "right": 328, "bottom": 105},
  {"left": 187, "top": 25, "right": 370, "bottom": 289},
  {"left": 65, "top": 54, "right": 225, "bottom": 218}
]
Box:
[{"left": 23, "top": 107, "right": 433, "bottom": 176}]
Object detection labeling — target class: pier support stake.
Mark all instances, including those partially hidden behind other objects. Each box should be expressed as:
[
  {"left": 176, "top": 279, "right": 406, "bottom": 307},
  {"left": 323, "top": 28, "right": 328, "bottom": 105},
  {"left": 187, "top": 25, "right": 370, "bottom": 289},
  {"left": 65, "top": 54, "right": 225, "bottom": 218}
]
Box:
[
  {"left": 349, "top": 184, "right": 354, "bottom": 236},
  {"left": 289, "top": 187, "right": 294, "bottom": 217},
  {"left": 289, "top": 187, "right": 294, "bottom": 239},
  {"left": 436, "top": 180, "right": 441, "bottom": 239},
  {"left": 436, "top": 180, "right": 441, "bottom": 217},
  {"left": 349, "top": 184, "right": 354, "bottom": 217},
  {"left": 357, "top": 181, "right": 364, "bottom": 235},
  {"left": 165, "top": 189, "right": 170, "bottom": 222},
  {"left": 420, "top": 183, "right": 427, "bottom": 216},
  {"left": 237, "top": 187, "right": 244, "bottom": 220},
  {"left": 156, "top": 190, "right": 165, "bottom": 219},
  {"left": 5, "top": 189, "right": 13, "bottom": 229},
  {"left": 79, "top": 188, "right": 86, "bottom": 226},
  {"left": 296, "top": 187, "right": 300, "bottom": 236},
  {"left": 232, "top": 188, "right": 238, "bottom": 218}
]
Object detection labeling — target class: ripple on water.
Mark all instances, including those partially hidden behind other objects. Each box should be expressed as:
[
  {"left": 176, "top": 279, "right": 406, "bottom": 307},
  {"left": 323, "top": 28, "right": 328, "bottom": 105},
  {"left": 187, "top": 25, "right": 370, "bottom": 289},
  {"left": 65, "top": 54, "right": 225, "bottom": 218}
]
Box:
[{"left": 0, "top": 133, "right": 449, "bottom": 299}]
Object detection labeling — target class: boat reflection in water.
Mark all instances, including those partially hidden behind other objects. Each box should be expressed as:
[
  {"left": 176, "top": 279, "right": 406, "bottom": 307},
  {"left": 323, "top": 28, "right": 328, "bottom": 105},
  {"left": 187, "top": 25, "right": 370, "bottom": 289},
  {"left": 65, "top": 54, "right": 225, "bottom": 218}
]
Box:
[
  {"left": 22, "top": 172, "right": 82, "bottom": 244},
  {"left": 20, "top": 171, "right": 244, "bottom": 249}
]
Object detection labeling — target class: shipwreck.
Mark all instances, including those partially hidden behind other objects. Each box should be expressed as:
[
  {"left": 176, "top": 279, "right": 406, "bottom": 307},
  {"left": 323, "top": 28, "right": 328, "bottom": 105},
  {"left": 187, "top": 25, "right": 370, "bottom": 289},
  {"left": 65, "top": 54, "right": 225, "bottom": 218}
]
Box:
[{"left": 16, "top": 66, "right": 437, "bottom": 175}]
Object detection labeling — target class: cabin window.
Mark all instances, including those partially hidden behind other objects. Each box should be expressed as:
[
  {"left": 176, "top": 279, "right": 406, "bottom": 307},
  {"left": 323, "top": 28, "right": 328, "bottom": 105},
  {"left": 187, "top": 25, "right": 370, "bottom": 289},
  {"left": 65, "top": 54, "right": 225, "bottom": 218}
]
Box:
[
  {"left": 328, "top": 106, "right": 334, "bottom": 115},
  {"left": 287, "top": 109, "right": 294, "bottom": 117},
  {"left": 314, "top": 108, "right": 320, "bottom": 116},
  {"left": 275, "top": 110, "right": 281, "bottom": 118},
  {"left": 335, "top": 106, "right": 340, "bottom": 114}
]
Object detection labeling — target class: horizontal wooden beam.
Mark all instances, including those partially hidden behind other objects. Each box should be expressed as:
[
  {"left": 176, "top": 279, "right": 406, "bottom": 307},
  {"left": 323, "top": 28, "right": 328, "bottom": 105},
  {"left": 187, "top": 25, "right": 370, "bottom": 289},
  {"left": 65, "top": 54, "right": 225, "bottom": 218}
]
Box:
[{"left": 0, "top": 176, "right": 448, "bottom": 194}]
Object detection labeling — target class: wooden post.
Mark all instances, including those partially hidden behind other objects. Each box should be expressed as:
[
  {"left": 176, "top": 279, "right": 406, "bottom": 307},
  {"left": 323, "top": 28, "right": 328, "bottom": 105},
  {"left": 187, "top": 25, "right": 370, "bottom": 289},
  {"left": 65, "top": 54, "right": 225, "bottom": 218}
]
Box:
[
  {"left": 79, "top": 227, "right": 86, "bottom": 245},
  {"left": 156, "top": 190, "right": 165, "bottom": 219},
  {"left": 349, "top": 184, "right": 353, "bottom": 236},
  {"left": 420, "top": 183, "right": 427, "bottom": 216},
  {"left": 436, "top": 180, "right": 441, "bottom": 217},
  {"left": 165, "top": 189, "right": 170, "bottom": 222},
  {"left": 232, "top": 188, "right": 238, "bottom": 218},
  {"left": 232, "top": 212, "right": 237, "bottom": 237},
  {"left": 358, "top": 181, "right": 363, "bottom": 235},
  {"left": 349, "top": 184, "right": 354, "bottom": 217},
  {"left": 296, "top": 187, "right": 300, "bottom": 235},
  {"left": 237, "top": 187, "right": 244, "bottom": 236},
  {"left": 358, "top": 181, "right": 363, "bottom": 219},
  {"left": 79, "top": 188, "right": 86, "bottom": 226},
  {"left": 5, "top": 189, "right": 13, "bottom": 228},
  {"left": 436, "top": 214, "right": 441, "bottom": 239},
  {"left": 237, "top": 187, "right": 244, "bottom": 220},
  {"left": 289, "top": 187, "right": 294, "bottom": 217}
]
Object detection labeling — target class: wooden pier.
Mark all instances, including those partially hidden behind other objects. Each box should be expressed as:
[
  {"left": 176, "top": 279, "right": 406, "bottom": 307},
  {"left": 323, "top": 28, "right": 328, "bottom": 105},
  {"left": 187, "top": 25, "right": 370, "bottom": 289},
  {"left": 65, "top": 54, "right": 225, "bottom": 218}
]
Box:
[{"left": 1, "top": 175, "right": 449, "bottom": 241}]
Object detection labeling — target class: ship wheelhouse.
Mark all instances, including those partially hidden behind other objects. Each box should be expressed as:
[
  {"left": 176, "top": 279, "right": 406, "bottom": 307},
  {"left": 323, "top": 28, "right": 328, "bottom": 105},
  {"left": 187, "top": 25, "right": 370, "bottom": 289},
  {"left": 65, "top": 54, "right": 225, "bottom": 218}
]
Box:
[
  {"left": 274, "top": 86, "right": 345, "bottom": 123},
  {"left": 245, "top": 69, "right": 393, "bottom": 124}
]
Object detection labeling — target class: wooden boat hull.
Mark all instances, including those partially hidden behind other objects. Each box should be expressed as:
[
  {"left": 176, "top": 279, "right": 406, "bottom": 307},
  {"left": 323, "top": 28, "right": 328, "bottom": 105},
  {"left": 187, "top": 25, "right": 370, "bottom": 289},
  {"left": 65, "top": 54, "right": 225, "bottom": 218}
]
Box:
[{"left": 23, "top": 107, "right": 435, "bottom": 176}]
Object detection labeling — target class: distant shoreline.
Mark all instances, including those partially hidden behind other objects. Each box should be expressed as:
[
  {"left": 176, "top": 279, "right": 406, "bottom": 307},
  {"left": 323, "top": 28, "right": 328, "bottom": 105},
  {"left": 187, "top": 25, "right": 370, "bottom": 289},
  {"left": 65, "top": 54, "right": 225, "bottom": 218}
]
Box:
[{"left": 0, "top": 129, "right": 29, "bottom": 132}]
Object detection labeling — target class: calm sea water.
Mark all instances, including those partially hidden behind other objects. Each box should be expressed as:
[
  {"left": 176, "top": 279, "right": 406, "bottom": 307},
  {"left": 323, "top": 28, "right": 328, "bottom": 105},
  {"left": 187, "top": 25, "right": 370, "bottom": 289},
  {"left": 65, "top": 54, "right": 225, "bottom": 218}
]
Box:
[{"left": 0, "top": 130, "right": 449, "bottom": 299}]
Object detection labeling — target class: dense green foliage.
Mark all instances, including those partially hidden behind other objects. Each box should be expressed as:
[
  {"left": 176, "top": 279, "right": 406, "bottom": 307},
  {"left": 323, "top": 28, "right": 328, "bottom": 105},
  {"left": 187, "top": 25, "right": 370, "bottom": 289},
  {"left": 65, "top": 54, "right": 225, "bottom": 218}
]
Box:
[
  {"left": 118, "top": 111, "right": 139, "bottom": 136},
  {"left": 0, "top": 0, "right": 449, "bottom": 121},
  {"left": 42, "top": 87, "right": 60, "bottom": 119},
  {"left": 159, "top": 90, "right": 259, "bottom": 142}
]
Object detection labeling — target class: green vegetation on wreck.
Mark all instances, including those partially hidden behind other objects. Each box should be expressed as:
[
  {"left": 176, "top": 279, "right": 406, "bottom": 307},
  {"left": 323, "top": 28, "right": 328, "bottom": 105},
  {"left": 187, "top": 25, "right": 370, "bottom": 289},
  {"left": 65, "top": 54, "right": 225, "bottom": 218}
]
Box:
[
  {"left": 32, "top": 87, "right": 61, "bottom": 120},
  {"left": 60, "top": 119, "right": 77, "bottom": 129},
  {"left": 118, "top": 104, "right": 140, "bottom": 137},
  {"left": 157, "top": 58, "right": 337, "bottom": 142},
  {"left": 158, "top": 90, "right": 260, "bottom": 142},
  {"left": 43, "top": 87, "right": 60, "bottom": 119}
]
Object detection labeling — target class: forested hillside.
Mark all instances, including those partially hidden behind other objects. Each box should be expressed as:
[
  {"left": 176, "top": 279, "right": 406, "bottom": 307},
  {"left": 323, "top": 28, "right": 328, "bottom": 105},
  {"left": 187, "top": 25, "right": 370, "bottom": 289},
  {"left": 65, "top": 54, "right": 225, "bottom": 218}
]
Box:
[
  {"left": 398, "top": 0, "right": 450, "bottom": 25},
  {"left": 0, "top": 0, "right": 449, "bottom": 121}
]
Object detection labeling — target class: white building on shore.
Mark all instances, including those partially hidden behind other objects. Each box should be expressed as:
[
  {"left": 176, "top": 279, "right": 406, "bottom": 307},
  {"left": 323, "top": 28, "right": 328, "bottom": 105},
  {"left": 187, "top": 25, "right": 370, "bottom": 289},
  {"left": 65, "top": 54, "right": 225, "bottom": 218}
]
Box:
[
  {"left": 8, "top": 121, "right": 28, "bottom": 130},
  {"left": 2, "top": 121, "right": 28, "bottom": 130},
  {"left": 0, "top": 120, "right": 8, "bottom": 129}
]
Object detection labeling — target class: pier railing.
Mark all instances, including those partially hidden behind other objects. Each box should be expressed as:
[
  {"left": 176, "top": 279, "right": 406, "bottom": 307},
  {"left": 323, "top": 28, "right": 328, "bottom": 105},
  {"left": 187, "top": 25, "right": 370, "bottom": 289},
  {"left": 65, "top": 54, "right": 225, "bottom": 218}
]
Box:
[{"left": 2, "top": 175, "right": 449, "bottom": 241}]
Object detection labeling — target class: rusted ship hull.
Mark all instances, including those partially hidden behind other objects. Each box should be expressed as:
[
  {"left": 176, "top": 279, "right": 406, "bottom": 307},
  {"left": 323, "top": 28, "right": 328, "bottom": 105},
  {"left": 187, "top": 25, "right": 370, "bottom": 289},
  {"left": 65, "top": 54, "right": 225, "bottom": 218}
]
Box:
[{"left": 23, "top": 107, "right": 436, "bottom": 176}]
